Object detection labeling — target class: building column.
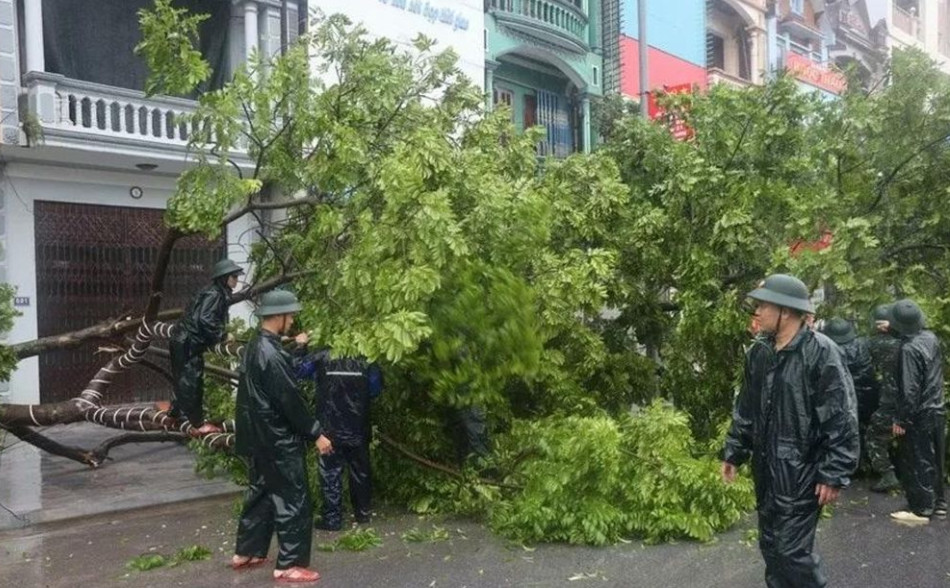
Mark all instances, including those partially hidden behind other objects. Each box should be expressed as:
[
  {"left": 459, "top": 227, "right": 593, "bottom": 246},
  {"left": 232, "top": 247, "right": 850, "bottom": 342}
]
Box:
[
  {"left": 485, "top": 61, "right": 499, "bottom": 111},
  {"left": 23, "top": 0, "right": 45, "bottom": 73},
  {"left": 581, "top": 94, "right": 591, "bottom": 154},
  {"left": 748, "top": 27, "right": 763, "bottom": 85},
  {"left": 244, "top": 1, "right": 259, "bottom": 61}
]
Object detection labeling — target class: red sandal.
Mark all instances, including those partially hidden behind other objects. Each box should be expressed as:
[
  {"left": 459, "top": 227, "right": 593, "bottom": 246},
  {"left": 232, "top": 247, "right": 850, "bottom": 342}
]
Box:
[
  {"left": 230, "top": 555, "right": 269, "bottom": 570},
  {"left": 273, "top": 567, "right": 321, "bottom": 583}
]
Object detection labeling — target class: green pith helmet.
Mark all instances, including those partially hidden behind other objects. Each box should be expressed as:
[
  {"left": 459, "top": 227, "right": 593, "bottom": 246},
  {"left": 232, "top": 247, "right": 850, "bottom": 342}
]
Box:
[
  {"left": 256, "top": 290, "right": 302, "bottom": 317},
  {"left": 889, "top": 299, "right": 925, "bottom": 336},
  {"left": 822, "top": 318, "right": 857, "bottom": 345},
  {"left": 211, "top": 259, "right": 245, "bottom": 280},
  {"left": 747, "top": 274, "right": 815, "bottom": 314},
  {"left": 871, "top": 303, "right": 893, "bottom": 323}
]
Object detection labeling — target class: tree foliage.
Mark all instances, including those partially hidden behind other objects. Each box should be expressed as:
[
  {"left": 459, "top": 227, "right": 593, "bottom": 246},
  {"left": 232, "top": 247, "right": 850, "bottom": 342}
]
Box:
[{"left": 8, "top": 2, "right": 950, "bottom": 547}]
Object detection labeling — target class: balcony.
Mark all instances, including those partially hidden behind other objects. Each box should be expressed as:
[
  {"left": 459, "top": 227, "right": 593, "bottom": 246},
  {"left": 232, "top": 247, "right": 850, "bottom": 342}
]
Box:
[
  {"left": 23, "top": 73, "right": 203, "bottom": 153},
  {"left": 893, "top": 2, "right": 923, "bottom": 41},
  {"left": 486, "top": 0, "right": 590, "bottom": 54},
  {"left": 707, "top": 68, "right": 754, "bottom": 89}
]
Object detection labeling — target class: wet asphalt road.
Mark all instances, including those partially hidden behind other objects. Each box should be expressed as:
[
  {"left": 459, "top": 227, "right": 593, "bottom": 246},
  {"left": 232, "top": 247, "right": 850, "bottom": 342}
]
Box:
[{"left": 1, "top": 480, "right": 948, "bottom": 588}]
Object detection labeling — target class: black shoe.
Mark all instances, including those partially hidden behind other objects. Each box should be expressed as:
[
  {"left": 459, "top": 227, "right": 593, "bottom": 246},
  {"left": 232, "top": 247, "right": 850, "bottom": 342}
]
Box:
[
  {"left": 314, "top": 520, "right": 342, "bottom": 532},
  {"left": 935, "top": 505, "right": 947, "bottom": 520}
]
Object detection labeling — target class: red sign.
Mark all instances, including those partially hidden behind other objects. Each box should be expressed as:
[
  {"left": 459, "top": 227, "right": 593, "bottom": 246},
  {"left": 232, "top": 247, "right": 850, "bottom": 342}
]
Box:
[
  {"left": 785, "top": 53, "right": 847, "bottom": 94},
  {"left": 789, "top": 229, "right": 834, "bottom": 256},
  {"left": 647, "top": 83, "right": 695, "bottom": 141}
]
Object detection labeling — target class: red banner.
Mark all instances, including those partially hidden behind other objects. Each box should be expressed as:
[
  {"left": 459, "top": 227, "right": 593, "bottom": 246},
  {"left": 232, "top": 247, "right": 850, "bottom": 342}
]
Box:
[
  {"left": 647, "top": 83, "right": 695, "bottom": 141},
  {"left": 785, "top": 53, "right": 847, "bottom": 95}
]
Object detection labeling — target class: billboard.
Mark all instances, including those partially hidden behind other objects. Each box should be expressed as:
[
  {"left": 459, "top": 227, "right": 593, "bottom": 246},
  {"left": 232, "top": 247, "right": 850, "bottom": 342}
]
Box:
[{"left": 311, "top": 0, "right": 485, "bottom": 87}]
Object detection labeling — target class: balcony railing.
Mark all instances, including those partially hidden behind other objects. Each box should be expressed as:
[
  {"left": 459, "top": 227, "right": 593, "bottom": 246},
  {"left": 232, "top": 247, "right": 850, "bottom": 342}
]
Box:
[
  {"left": 487, "top": 0, "right": 589, "bottom": 52},
  {"left": 707, "top": 68, "right": 753, "bottom": 89},
  {"left": 893, "top": 3, "right": 923, "bottom": 41},
  {"left": 24, "top": 73, "right": 207, "bottom": 150}
]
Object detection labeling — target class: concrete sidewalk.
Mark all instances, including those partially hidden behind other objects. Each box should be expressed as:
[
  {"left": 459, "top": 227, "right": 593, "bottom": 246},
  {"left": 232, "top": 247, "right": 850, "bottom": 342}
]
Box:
[{"left": 0, "top": 421, "right": 239, "bottom": 531}]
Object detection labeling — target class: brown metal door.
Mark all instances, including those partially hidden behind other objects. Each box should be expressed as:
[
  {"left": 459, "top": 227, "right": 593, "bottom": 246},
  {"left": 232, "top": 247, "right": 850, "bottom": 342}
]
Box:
[{"left": 35, "top": 201, "right": 226, "bottom": 404}]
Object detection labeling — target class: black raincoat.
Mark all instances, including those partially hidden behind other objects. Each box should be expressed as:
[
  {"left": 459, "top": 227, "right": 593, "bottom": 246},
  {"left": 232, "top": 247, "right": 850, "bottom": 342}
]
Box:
[
  {"left": 169, "top": 281, "right": 229, "bottom": 425},
  {"left": 296, "top": 351, "right": 381, "bottom": 527},
  {"left": 234, "top": 330, "right": 323, "bottom": 570},
  {"left": 838, "top": 337, "right": 879, "bottom": 424},
  {"left": 894, "top": 330, "right": 946, "bottom": 515},
  {"left": 724, "top": 328, "right": 859, "bottom": 588}
]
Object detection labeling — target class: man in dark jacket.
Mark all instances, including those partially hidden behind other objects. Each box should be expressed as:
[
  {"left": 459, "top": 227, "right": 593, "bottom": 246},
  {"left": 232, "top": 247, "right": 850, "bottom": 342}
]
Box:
[
  {"left": 821, "top": 318, "right": 878, "bottom": 425},
  {"left": 723, "top": 274, "right": 859, "bottom": 588},
  {"left": 297, "top": 351, "right": 382, "bottom": 530},
  {"left": 887, "top": 299, "right": 947, "bottom": 524},
  {"left": 232, "top": 290, "right": 332, "bottom": 583},
  {"left": 866, "top": 304, "right": 902, "bottom": 492},
  {"left": 168, "top": 259, "right": 243, "bottom": 436}
]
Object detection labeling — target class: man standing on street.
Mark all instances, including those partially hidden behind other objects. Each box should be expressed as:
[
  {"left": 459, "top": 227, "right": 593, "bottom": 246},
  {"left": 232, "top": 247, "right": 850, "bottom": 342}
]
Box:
[
  {"left": 722, "top": 274, "right": 859, "bottom": 588},
  {"left": 866, "top": 304, "right": 903, "bottom": 493},
  {"left": 232, "top": 290, "right": 333, "bottom": 583},
  {"left": 887, "top": 299, "right": 947, "bottom": 524}
]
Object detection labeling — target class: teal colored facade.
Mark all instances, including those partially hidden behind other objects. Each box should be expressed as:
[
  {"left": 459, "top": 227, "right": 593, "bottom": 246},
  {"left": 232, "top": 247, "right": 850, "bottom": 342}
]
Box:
[{"left": 484, "top": 0, "right": 605, "bottom": 156}]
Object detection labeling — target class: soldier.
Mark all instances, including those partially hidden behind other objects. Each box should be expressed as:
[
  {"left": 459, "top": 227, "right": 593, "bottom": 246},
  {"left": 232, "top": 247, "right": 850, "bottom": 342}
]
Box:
[
  {"left": 887, "top": 299, "right": 947, "bottom": 524},
  {"left": 168, "top": 259, "right": 243, "bottom": 436},
  {"left": 722, "top": 274, "right": 859, "bottom": 588},
  {"left": 232, "top": 290, "right": 333, "bottom": 583},
  {"left": 821, "top": 318, "right": 878, "bottom": 470},
  {"left": 866, "top": 304, "right": 902, "bottom": 493}
]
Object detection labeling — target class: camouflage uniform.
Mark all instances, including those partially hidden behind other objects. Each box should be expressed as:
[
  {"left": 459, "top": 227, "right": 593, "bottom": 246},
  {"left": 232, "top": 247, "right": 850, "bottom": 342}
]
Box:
[{"left": 866, "top": 332, "right": 901, "bottom": 475}]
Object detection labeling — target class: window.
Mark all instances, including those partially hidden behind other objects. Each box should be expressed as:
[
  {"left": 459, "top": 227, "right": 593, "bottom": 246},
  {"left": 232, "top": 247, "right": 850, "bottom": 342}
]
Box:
[
  {"left": 592, "top": 65, "right": 600, "bottom": 86},
  {"left": 790, "top": 0, "right": 804, "bottom": 16},
  {"left": 493, "top": 88, "right": 514, "bottom": 111},
  {"left": 706, "top": 34, "right": 725, "bottom": 70}
]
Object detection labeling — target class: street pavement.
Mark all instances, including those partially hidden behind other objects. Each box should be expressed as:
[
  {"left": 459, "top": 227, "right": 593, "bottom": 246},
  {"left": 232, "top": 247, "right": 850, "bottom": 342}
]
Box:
[
  {"left": 1, "top": 487, "right": 949, "bottom": 587},
  {"left": 1, "top": 423, "right": 949, "bottom": 587}
]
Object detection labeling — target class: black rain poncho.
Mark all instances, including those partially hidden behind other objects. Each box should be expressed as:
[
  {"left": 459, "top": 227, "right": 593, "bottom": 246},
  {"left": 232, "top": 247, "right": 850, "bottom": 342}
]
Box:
[
  {"left": 234, "top": 330, "right": 323, "bottom": 570},
  {"left": 723, "top": 327, "right": 859, "bottom": 588},
  {"left": 169, "top": 281, "right": 230, "bottom": 425},
  {"left": 894, "top": 330, "right": 946, "bottom": 515},
  {"left": 838, "top": 336, "right": 879, "bottom": 424}
]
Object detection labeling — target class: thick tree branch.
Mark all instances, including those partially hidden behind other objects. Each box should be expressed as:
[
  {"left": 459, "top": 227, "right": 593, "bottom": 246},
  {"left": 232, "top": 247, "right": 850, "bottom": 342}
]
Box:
[
  {"left": 10, "top": 270, "right": 309, "bottom": 362},
  {"left": 377, "top": 431, "right": 522, "bottom": 491},
  {"left": 144, "top": 229, "right": 185, "bottom": 322},
  {"left": 144, "top": 346, "right": 239, "bottom": 381},
  {"left": 90, "top": 431, "right": 188, "bottom": 463},
  {"left": 1, "top": 424, "right": 100, "bottom": 467}
]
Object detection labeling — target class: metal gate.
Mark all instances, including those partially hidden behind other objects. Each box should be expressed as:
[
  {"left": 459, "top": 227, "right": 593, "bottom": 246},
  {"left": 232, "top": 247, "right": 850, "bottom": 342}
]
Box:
[{"left": 35, "top": 201, "right": 225, "bottom": 404}]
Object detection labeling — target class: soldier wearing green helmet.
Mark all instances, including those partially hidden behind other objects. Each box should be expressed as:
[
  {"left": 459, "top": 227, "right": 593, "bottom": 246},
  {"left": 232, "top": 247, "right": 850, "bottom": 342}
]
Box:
[
  {"left": 232, "top": 289, "right": 332, "bottom": 584},
  {"left": 167, "top": 258, "right": 244, "bottom": 436},
  {"left": 886, "top": 299, "right": 947, "bottom": 524},
  {"left": 723, "top": 274, "right": 858, "bottom": 588}
]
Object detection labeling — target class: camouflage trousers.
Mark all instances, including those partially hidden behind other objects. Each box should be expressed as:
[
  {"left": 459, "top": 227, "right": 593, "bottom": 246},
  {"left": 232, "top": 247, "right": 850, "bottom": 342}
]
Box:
[{"left": 865, "top": 409, "right": 897, "bottom": 475}]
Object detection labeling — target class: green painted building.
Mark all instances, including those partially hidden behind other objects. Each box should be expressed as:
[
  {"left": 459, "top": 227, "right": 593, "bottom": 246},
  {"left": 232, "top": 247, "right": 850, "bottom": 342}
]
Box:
[{"left": 484, "top": 0, "right": 607, "bottom": 156}]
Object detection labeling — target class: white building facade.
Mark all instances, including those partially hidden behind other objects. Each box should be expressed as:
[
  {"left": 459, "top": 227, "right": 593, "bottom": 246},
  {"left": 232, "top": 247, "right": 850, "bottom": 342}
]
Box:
[
  {"left": 0, "top": 0, "right": 307, "bottom": 405},
  {"left": 867, "top": 0, "right": 950, "bottom": 74}
]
